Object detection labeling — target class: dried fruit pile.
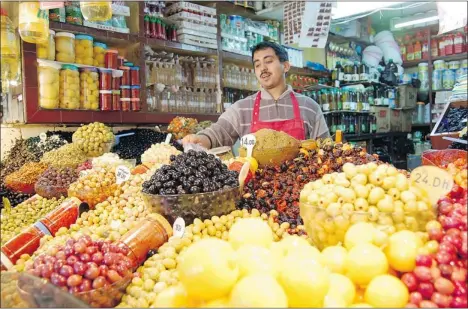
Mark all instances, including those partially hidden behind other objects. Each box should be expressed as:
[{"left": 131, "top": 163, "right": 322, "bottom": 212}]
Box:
[{"left": 237, "top": 143, "right": 378, "bottom": 228}]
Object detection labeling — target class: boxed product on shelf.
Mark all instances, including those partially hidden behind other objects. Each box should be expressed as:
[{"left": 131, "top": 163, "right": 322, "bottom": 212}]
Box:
[
  {"left": 174, "top": 20, "right": 217, "bottom": 34},
  {"left": 178, "top": 34, "right": 217, "bottom": 49},
  {"left": 165, "top": 1, "right": 216, "bottom": 17},
  {"left": 167, "top": 11, "right": 217, "bottom": 26},
  {"left": 435, "top": 90, "right": 452, "bottom": 103},
  {"left": 374, "top": 106, "right": 390, "bottom": 132},
  {"left": 178, "top": 28, "right": 217, "bottom": 40},
  {"left": 397, "top": 85, "right": 417, "bottom": 109},
  {"left": 390, "top": 109, "right": 413, "bottom": 132}
]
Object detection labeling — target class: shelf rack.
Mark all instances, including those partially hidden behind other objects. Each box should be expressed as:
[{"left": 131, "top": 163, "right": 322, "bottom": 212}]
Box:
[{"left": 21, "top": 2, "right": 328, "bottom": 125}]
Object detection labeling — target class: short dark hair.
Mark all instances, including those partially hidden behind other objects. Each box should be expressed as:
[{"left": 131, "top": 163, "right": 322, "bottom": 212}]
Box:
[{"left": 251, "top": 41, "right": 289, "bottom": 63}]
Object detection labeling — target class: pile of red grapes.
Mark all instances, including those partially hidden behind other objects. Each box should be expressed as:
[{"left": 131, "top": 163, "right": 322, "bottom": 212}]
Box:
[
  {"left": 401, "top": 185, "right": 467, "bottom": 308},
  {"left": 26, "top": 235, "right": 135, "bottom": 307}
]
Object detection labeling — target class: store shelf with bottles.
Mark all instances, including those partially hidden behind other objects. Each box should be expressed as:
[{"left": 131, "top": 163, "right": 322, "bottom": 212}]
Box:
[
  {"left": 323, "top": 110, "right": 370, "bottom": 115},
  {"left": 143, "top": 37, "right": 218, "bottom": 56},
  {"left": 49, "top": 21, "right": 139, "bottom": 43},
  {"left": 402, "top": 52, "right": 468, "bottom": 68}
]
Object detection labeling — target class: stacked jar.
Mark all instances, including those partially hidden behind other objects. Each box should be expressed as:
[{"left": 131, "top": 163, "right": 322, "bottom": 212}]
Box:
[
  {"left": 112, "top": 70, "right": 122, "bottom": 111},
  {"left": 80, "top": 67, "right": 99, "bottom": 110},
  {"left": 93, "top": 42, "right": 107, "bottom": 67},
  {"left": 105, "top": 49, "right": 118, "bottom": 69},
  {"left": 99, "top": 68, "right": 112, "bottom": 111},
  {"left": 38, "top": 60, "right": 61, "bottom": 109},
  {"left": 75, "top": 34, "right": 93, "bottom": 65},
  {"left": 36, "top": 30, "right": 55, "bottom": 60},
  {"left": 55, "top": 32, "right": 75, "bottom": 63},
  {"left": 59, "top": 64, "right": 80, "bottom": 109},
  {"left": 120, "top": 64, "right": 131, "bottom": 111}
]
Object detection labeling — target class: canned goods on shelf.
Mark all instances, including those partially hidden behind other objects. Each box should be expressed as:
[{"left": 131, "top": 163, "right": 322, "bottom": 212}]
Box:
[
  {"left": 448, "top": 60, "right": 460, "bottom": 70},
  {"left": 442, "top": 69, "right": 455, "bottom": 89},
  {"left": 100, "top": 90, "right": 112, "bottom": 111},
  {"left": 432, "top": 70, "right": 442, "bottom": 90}
]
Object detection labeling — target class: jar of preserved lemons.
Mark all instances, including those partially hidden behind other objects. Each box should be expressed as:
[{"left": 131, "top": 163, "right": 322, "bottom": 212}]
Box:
[
  {"left": 18, "top": 2, "right": 49, "bottom": 44},
  {"left": 38, "top": 60, "right": 61, "bottom": 109},
  {"left": 36, "top": 30, "right": 56, "bottom": 60},
  {"left": 93, "top": 42, "right": 107, "bottom": 67},
  {"left": 1, "top": 8, "right": 18, "bottom": 63},
  {"left": 55, "top": 32, "right": 75, "bottom": 63},
  {"left": 80, "top": 67, "right": 99, "bottom": 110},
  {"left": 80, "top": 2, "right": 112, "bottom": 22},
  {"left": 75, "top": 34, "right": 94, "bottom": 65},
  {"left": 59, "top": 64, "right": 80, "bottom": 109}
]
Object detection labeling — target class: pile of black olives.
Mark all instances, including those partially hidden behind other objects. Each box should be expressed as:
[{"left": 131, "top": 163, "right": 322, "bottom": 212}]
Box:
[{"left": 142, "top": 150, "right": 239, "bottom": 195}]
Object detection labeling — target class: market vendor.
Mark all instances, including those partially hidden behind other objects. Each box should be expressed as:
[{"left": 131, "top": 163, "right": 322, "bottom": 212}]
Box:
[{"left": 182, "top": 41, "right": 330, "bottom": 149}]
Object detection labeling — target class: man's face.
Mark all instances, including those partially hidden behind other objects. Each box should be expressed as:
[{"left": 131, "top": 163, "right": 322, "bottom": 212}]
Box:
[{"left": 253, "top": 48, "right": 290, "bottom": 89}]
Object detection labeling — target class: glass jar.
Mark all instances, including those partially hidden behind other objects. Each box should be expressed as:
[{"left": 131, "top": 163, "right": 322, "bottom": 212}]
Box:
[
  {"left": 131, "top": 85, "right": 140, "bottom": 99},
  {"left": 38, "top": 60, "right": 61, "bottom": 109},
  {"left": 1, "top": 8, "right": 18, "bottom": 63},
  {"left": 99, "top": 68, "right": 112, "bottom": 90},
  {"left": 120, "top": 66, "right": 130, "bottom": 85},
  {"left": 131, "top": 98, "right": 141, "bottom": 111},
  {"left": 112, "top": 90, "right": 121, "bottom": 110},
  {"left": 121, "top": 98, "right": 131, "bottom": 111},
  {"left": 112, "top": 73, "right": 121, "bottom": 90},
  {"left": 105, "top": 49, "right": 118, "bottom": 69},
  {"left": 59, "top": 64, "right": 80, "bottom": 109},
  {"left": 55, "top": 32, "right": 75, "bottom": 63},
  {"left": 75, "top": 34, "right": 94, "bottom": 65},
  {"left": 93, "top": 42, "right": 107, "bottom": 67},
  {"left": 100, "top": 90, "right": 112, "bottom": 111},
  {"left": 121, "top": 85, "right": 131, "bottom": 99},
  {"left": 130, "top": 66, "right": 140, "bottom": 85},
  {"left": 80, "top": 1, "right": 112, "bottom": 22},
  {"left": 80, "top": 67, "right": 99, "bottom": 110},
  {"left": 36, "top": 30, "right": 55, "bottom": 60},
  {"left": 18, "top": 1, "right": 49, "bottom": 44},
  {"left": 39, "top": 197, "right": 81, "bottom": 236}
]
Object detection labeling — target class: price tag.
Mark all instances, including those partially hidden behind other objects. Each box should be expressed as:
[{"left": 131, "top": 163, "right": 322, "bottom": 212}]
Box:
[
  {"left": 410, "top": 166, "right": 454, "bottom": 206},
  {"left": 172, "top": 217, "right": 185, "bottom": 238},
  {"left": 164, "top": 133, "right": 173, "bottom": 145},
  {"left": 241, "top": 134, "right": 256, "bottom": 158},
  {"left": 115, "top": 165, "right": 131, "bottom": 185},
  {"left": 39, "top": 132, "right": 47, "bottom": 141}
]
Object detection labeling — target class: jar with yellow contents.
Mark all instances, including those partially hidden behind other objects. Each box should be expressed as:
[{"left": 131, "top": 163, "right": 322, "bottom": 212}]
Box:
[
  {"left": 38, "top": 60, "right": 61, "bottom": 109},
  {"left": 93, "top": 42, "right": 107, "bottom": 67},
  {"left": 36, "top": 30, "right": 55, "bottom": 60},
  {"left": 80, "top": 2, "right": 112, "bottom": 22},
  {"left": 55, "top": 32, "right": 75, "bottom": 63},
  {"left": 18, "top": 2, "right": 49, "bottom": 44},
  {"left": 75, "top": 34, "right": 94, "bottom": 65},
  {"left": 59, "top": 64, "right": 80, "bottom": 109},
  {"left": 80, "top": 67, "right": 99, "bottom": 110}
]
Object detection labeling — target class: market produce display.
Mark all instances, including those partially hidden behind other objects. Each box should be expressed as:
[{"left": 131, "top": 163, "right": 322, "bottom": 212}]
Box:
[
  {"left": 1, "top": 196, "right": 65, "bottom": 246},
  {"left": 35, "top": 167, "right": 79, "bottom": 199},
  {"left": 435, "top": 107, "right": 468, "bottom": 134},
  {"left": 4, "top": 162, "right": 49, "bottom": 194},
  {"left": 0, "top": 183, "right": 33, "bottom": 209},
  {"left": 167, "top": 117, "right": 198, "bottom": 140},
  {"left": 141, "top": 143, "right": 181, "bottom": 166},
  {"left": 72, "top": 122, "right": 115, "bottom": 157},
  {"left": 0, "top": 138, "right": 40, "bottom": 179},
  {"left": 25, "top": 134, "right": 68, "bottom": 158},
  {"left": 41, "top": 143, "right": 89, "bottom": 169}
]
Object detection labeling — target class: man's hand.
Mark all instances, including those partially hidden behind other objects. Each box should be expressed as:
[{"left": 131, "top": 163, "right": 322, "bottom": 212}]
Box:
[{"left": 182, "top": 134, "right": 211, "bottom": 149}]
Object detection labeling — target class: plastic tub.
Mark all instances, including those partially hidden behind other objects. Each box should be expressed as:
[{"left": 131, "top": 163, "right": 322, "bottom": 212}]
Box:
[
  {"left": 39, "top": 197, "right": 82, "bottom": 236},
  {"left": 121, "top": 98, "right": 131, "bottom": 111},
  {"left": 117, "top": 56, "right": 124, "bottom": 67},
  {"left": 55, "top": 32, "right": 75, "bottom": 63},
  {"left": 99, "top": 68, "right": 112, "bottom": 90},
  {"left": 434, "top": 60, "right": 445, "bottom": 70},
  {"left": 36, "top": 30, "right": 55, "bottom": 60},
  {"left": 75, "top": 34, "right": 94, "bottom": 65},
  {"left": 100, "top": 90, "right": 112, "bottom": 111},
  {"left": 300, "top": 204, "right": 436, "bottom": 250},
  {"left": 93, "top": 42, "right": 107, "bottom": 67}
]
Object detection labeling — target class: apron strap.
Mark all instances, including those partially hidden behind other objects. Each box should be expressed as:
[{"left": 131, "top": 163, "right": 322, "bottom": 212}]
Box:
[
  {"left": 289, "top": 92, "right": 302, "bottom": 121},
  {"left": 253, "top": 91, "right": 302, "bottom": 123}
]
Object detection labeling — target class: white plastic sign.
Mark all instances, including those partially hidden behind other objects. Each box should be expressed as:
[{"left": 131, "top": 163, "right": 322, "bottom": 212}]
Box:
[
  {"left": 241, "top": 134, "right": 256, "bottom": 158},
  {"left": 115, "top": 165, "right": 131, "bottom": 184},
  {"left": 173, "top": 217, "right": 185, "bottom": 238},
  {"left": 410, "top": 166, "right": 454, "bottom": 206}
]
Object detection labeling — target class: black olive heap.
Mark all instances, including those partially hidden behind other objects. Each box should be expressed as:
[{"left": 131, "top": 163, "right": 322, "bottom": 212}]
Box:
[
  {"left": 436, "top": 107, "right": 468, "bottom": 134},
  {"left": 0, "top": 182, "right": 33, "bottom": 208},
  {"left": 112, "top": 129, "right": 183, "bottom": 164},
  {"left": 142, "top": 150, "right": 239, "bottom": 195}
]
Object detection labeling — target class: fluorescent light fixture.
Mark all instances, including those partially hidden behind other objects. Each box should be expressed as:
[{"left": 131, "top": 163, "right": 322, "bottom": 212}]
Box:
[
  {"left": 394, "top": 15, "right": 439, "bottom": 29},
  {"left": 332, "top": 2, "right": 404, "bottom": 20}
]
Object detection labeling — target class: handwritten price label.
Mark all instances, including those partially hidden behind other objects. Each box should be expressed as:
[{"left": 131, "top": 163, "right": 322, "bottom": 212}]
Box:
[
  {"left": 241, "top": 134, "right": 256, "bottom": 158},
  {"left": 410, "top": 166, "right": 454, "bottom": 205},
  {"left": 115, "top": 165, "right": 131, "bottom": 185},
  {"left": 172, "top": 217, "right": 185, "bottom": 238}
]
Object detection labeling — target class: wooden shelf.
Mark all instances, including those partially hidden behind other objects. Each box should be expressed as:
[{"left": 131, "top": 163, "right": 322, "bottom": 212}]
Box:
[
  {"left": 144, "top": 37, "right": 218, "bottom": 56},
  {"left": 222, "top": 51, "right": 252, "bottom": 66}
]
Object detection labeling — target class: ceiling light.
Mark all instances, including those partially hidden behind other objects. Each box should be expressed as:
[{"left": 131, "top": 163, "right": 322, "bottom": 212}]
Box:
[{"left": 394, "top": 15, "right": 439, "bottom": 29}]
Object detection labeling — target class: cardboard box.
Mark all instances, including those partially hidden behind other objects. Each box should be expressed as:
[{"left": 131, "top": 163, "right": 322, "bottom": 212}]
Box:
[
  {"left": 374, "top": 106, "right": 390, "bottom": 133},
  {"left": 390, "top": 109, "right": 403, "bottom": 132},
  {"left": 398, "top": 85, "right": 417, "bottom": 109},
  {"left": 402, "top": 110, "right": 413, "bottom": 132}
]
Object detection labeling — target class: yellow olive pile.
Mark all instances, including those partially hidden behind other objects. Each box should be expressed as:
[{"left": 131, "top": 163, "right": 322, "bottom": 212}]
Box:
[{"left": 72, "top": 122, "right": 115, "bottom": 157}]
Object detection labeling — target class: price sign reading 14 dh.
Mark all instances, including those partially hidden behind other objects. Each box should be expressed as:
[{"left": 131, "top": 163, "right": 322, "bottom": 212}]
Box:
[
  {"left": 410, "top": 166, "right": 454, "bottom": 206},
  {"left": 241, "top": 134, "right": 256, "bottom": 158},
  {"left": 115, "top": 165, "right": 131, "bottom": 185}
]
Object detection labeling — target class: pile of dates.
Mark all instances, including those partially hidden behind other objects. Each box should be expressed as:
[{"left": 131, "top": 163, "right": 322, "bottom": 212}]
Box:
[{"left": 237, "top": 143, "right": 378, "bottom": 228}]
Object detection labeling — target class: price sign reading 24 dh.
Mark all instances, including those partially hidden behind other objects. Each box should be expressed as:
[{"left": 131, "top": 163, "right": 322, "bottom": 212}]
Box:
[
  {"left": 241, "top": 134, "right": 256, "bottom": 158},
  {"left": 410, "top": 166, "right": 454, "bottom": 206}
]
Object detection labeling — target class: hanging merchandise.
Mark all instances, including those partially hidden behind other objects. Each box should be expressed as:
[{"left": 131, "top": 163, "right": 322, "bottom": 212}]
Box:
[
  {"left": 80, "top": 1, "right": 112, "bottom": 22},
  {"left": 362, "top": 45, "right": 383, "bottom": 68},
  {"left": 372, "top": 30, "right": 403, "bottom": 64},
  {"left": 18, "top": 2, "right": 50, "bottom": 44}
]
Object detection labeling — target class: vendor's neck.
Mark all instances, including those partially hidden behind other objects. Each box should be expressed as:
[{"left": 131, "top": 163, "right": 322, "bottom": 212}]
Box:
[{"left": 265, "top": 83, "right": 288, "bottom": 100}]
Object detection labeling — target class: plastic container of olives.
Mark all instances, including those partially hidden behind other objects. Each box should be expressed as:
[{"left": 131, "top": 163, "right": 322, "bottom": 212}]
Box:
[
  {"left": 1, "top": 271, "right": 87, "bottom": 308},
  {"left": 300, "top": 203, "right": 437, "bottom": 250},
  {"left": 74, "top": 274, "right": 132, "bottom": 308},
  {"left": 72, "top": 138, "right": 114, "bottom": 158},
  {"left": 142, "top": 186, "right": 240, "bottom": 225},
  {"left": 239, "top": 146, "right": 299, "bottom": 167},
  {"left": 34, "top": 183, "right": 69, "bottom": 199}
]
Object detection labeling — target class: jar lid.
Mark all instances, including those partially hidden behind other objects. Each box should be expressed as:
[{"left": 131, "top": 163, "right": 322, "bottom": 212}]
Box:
[
  {"left": 434, "top": 60, "right": 445, "bottom": 64},
  {"left": 75, "top": 34, "right": 94, "bottom": 41},
  {"left": 124, "top": 62, "right": 134, "bottom": 67},
  {"left": 130, "top": 85, "right": 141, "bottom": 89},
  {"left": 130, "top": 98, "right": 140, "bottom": 102},
  {"left": 418, "top": 63, "right": 428, "bottom": 67},
  {"left": 56, "top": 32, "right": 75, "bottom": 38},
  {"left": 100, "top": 90, "right": 113, "bottom": 94},
  {"left": 99, "top": 68, "right": 113, "bottom": 73},
  {"left": 106, "top": 49, "right": 119, "bottom": 54},
  {"left": 130, "top": 66, "right": 140, "bottom": 71},
  {"left": 37, "top": 59, "right": 61, "bottom": 70},
  {"left": 449, "top": 61, "right": 460, "bottom": 64},
  {"left": 119, "top": 66, "right": 130, "bottom": 70},
  {"left": 120, "top": 98, "right": 131, "bottom": 102},
  {"left": 79, "top": 67, "right": 98, "bottom": 72},
  {"left": 49, "top": 30, "right": 56, "bottom": 35},
  {"left": 62, "top": 64, "right": 79, "bottom": 71},
  {"left": 121, "top": 86, "right": 131, "bottom": 89},
  {"left": 93, "top": 42, "right": 107, "bottom": 49},
  {"left": 112, "top": 90, "right": 121, "bottom": 95}
]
